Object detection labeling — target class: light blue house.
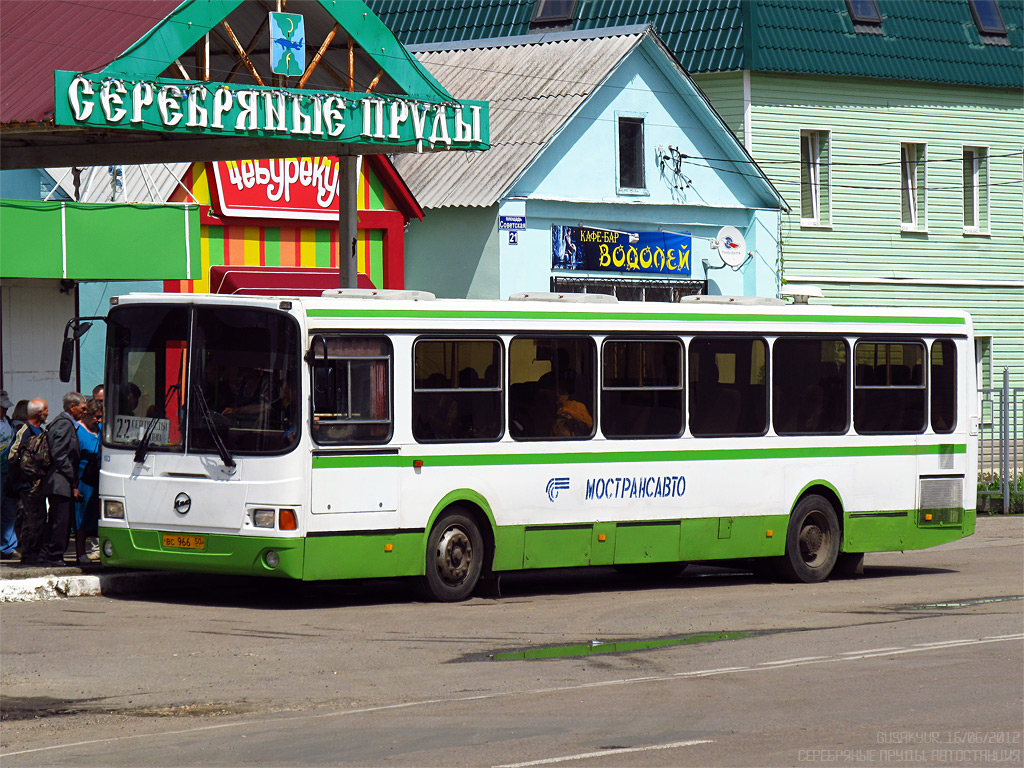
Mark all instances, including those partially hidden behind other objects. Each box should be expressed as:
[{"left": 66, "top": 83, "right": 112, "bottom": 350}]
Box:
[{"left": 394, "top": 26, "right": 787, "bottom": 301}]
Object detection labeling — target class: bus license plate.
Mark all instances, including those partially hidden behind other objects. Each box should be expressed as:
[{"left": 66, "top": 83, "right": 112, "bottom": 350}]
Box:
[{"left": 162, "top": 534, "right": 206, "bottom": 550}]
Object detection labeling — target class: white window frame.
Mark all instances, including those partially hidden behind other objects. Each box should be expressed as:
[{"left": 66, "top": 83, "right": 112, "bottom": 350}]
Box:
[
  {"left": 800, "top": 129, "right": 831, "bottom": 227},
  {"left": 900, "top": 141, "right": 928, "bottom": 231},
  {"left": 615, "top": 111, "right": 649, "bottom": 196},
  {"left": 962, "top": 145, "right": 990, "bottom": 235}
]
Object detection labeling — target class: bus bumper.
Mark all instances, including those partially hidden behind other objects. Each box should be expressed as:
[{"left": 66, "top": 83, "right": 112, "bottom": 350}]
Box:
[
  {"left": 98, "top": 526, "right": 305, "bottom": 579},
  {"left": 842, "top": 508, "right": 975, "bottom": 553}
]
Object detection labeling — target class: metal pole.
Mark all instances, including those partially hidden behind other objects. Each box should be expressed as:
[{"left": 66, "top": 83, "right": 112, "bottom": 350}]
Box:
[
  {"left": 338, "top": 155, "right": 359, "bottom": 289},
  {"left": 1001, "top": 368, "right": 1010, "bottom": 514}
]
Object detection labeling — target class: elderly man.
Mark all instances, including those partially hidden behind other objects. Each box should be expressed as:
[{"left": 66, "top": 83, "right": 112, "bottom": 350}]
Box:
[
  {"left": 13, "top": 399, "right": 49, "bottom": 566},
  {"left": 36, "top": 392, "right": 86, "bottom": 567}
]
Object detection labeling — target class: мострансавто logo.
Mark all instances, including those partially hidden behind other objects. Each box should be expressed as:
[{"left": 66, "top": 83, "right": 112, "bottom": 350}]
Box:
[
  {"left": 547, "top": 475, "right": 687, "bottom": 502},
  {"left": 546, "top": 477, "right": 570, "bottom": 502}
]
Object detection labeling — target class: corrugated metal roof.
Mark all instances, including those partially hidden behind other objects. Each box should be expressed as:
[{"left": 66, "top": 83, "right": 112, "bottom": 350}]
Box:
[
  {"left": 0, "top": 0, "right": 184, "bottom": 124},
  {"left": 44, "top": 163, "right": 189, "bottom": 204},
  {"left": 747, "top": 0, "right": 1023, "bottom": 87},
  {"left": 370, "top": 0, "right": 1023, "bottom": 88},
  {"left": 394, "top": 29, "right": 644, "bottom": 209}
]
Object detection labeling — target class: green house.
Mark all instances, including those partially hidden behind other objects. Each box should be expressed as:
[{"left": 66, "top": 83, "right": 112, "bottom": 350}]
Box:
[{"left": 370, "top": 0, "right": 1024, "bottom": 390}]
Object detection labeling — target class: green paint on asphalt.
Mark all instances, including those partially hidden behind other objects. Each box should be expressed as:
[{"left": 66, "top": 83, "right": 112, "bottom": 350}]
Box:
[{"left": 492, "top": 631, "right": 752, "bottom": 660}]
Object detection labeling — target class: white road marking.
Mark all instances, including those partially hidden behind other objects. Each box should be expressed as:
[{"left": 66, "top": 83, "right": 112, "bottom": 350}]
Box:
[
  {"left": 4, "top": 633, "right": 1021, "bottom": 758},
  {"left": 492, "top": 739, "right": 714, "bottom": 768},
  {"left": 757, "top": 655, "right": 829, "bottom": 666}
]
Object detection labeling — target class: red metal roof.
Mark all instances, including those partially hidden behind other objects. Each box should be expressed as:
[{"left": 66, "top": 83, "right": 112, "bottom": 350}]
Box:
[
  {"left": 0, "top": 0, "right": 183, "bottom": 124},
  {"left": 210, "top": 266, "right": 376, "bottom": 295}
]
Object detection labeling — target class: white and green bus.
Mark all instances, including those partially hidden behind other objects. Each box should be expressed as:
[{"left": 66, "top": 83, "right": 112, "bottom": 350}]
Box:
[{"left": 96, "top": 290, "right": 976, "bottom": 600}]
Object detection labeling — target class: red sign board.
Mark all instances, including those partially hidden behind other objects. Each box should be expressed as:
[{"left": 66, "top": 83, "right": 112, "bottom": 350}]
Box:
[{"left": 209, "top": 157, "right": 342, "bottom": 221}]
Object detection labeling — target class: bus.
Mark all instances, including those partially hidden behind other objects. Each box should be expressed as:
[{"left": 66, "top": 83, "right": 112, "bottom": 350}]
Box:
[{"left": 95, "top": 290, "right": 977, "bottom": 601}]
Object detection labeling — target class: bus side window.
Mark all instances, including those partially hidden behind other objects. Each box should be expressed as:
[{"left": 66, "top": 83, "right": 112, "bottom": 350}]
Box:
[
  {"left": 510, "top": 337, "right": 595, "bottom": 440},
  {"left": 412, "top": 339, "right": 503, "bottom": 442},
  {"left": 601, "top": 338, "right": 683, "bottom": 439},
  {"left": 310, "top": 336, "right": 393, "bottom": 445},
  {"left": 689, "top": 337, "right": 768, "bottom": 437},
  {"left": 773, "top": 338, "right": 849, "bottom": 435},
  {"left": 853, "top": 341, "right": 926, "bottom": 434},
  {"left": 931, "top": 339, "right": 956, "bottom": 433}
]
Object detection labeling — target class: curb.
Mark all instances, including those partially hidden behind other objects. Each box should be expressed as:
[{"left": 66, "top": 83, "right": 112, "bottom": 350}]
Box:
[
  {"left": 1, "top": 574, "right": 104, "bottom": 602},
  {"left": 0, "top": 570, "right": 205, "bottom": 603}
]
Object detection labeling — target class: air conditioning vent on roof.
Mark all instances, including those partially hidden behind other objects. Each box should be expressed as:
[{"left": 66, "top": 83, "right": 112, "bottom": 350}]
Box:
[
  {"left": 508, "top": 291, "right": 618, "bottom": 303},
  {"left": 678, "top": 295, "right": 785, "bottom": 306},
  {"left": 780, "top": 286, "right": 824, "bottom": 304},
  {"left": 321, "top": 289, "right": 435, "bottom": 301}
]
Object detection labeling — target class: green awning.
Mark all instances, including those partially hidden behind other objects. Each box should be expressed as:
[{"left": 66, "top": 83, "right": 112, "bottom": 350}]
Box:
[{"left": 0, "top": 199, "right": 199, "bottom": 280}]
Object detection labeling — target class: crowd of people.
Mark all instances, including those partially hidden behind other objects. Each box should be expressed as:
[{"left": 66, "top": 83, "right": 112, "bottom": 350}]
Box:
[{"left": 0, "top": 385, "right": 104, "bottom": 567}]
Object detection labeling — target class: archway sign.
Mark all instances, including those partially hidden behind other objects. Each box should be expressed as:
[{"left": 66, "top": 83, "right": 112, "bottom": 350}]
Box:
[{"left": 7, "top": 0, "right": 489, "bottom": 288}]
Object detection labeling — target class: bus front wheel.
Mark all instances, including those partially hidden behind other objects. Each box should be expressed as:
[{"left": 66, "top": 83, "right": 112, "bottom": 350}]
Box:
[
  {"left": 423, "top": 510, "right": 484, "bottom": 602},
  {"left": 778, "top": 495, "right": 840, "bottom": 583}
]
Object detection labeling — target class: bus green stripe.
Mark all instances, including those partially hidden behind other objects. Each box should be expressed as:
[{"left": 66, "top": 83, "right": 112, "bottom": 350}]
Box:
[
  {"left": 307, "top": 308, "right": 966, "bottom": 325},
  {"left": 313, "top": 443, "right": 966, "bottom": 470}
]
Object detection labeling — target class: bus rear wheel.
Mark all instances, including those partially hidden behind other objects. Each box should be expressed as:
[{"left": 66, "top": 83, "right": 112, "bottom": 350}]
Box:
[
  {"left": 778, "top": 494, "right": 840, "bottom": 583},
  {"left": 422, "top": 510, "right": 484, "bottom": 602}
]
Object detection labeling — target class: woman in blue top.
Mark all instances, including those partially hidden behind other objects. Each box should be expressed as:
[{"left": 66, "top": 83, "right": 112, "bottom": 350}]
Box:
[{"left": 75, "top": 398, "right": 102, "bottom": 564}]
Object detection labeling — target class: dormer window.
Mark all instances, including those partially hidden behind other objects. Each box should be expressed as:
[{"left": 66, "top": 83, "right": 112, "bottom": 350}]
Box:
[
  {"left": 531, "top": 0, "right": 577, "bottom": 28},
  {"left": 846, "top": 0, "right": 882, "bottom": 30},
  {"left": 969, "top": 0, "right": 1007, "bottom": 37}
]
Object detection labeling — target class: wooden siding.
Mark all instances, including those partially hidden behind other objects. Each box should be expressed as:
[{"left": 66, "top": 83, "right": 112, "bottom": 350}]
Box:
[
  {"left": 692, "top": 71, "right": 745, "bottom": 143},
  {"left": 692, "top": 72, "right": 1023, "bottom": 387},
  {"left": 746, "top": 74, "right": 1022, "bottom": 281}
]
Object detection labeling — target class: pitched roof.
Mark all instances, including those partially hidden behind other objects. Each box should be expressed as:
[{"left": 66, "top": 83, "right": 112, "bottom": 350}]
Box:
[
  {"left": 0, "top": 0, "right": 183, "bottom": 124},
  {"left": 368, "top": 0, "right": 1024, "bottom": 89},
  {"left": 394, "top": 27, "right": 643, "bottom": 208},
  {"left": 0, "top": 0, "right": 466, "bottom": 169},
  {"left": 394, "top": 26, "right": 783, "bottom": 210}
]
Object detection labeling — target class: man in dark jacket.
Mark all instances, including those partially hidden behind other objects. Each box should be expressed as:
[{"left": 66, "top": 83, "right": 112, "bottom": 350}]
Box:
[
  {"left": 13, "top": 399, "right": 49, "bottom": 566},
  {"left": 38, "top": 392, "right": 86, "bottom": 567}
]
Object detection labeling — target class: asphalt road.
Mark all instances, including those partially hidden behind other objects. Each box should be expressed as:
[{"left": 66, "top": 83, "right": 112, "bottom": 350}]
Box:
[{"left": 1, "top": 516, "right": 1021, "bottom": 767}]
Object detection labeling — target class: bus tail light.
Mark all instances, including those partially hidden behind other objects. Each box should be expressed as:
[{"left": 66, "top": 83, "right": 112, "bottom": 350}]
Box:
[{"left": 279, "top": 509, "right": 298, "bottom": 530}]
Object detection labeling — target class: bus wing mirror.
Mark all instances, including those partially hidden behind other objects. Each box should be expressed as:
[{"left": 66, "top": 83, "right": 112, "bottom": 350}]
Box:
[
  {"left": 59, "top": 337, "right": 76, "bottom": 382},
  {"left": 58, "top": 316, "right": 103, "bottom": 382}
]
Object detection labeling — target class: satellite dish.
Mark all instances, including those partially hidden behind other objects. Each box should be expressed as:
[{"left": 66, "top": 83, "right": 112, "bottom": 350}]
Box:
[{"left": 716, "top": 226, "right": 747, "bottom": 267}]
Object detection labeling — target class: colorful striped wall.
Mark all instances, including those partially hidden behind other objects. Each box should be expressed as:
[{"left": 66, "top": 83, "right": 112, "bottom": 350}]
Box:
[{"left": 167, "top": 158, "right": 398, "bottom": 293}]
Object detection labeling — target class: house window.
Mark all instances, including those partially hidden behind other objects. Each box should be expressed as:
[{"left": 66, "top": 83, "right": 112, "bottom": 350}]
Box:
[
  {"left": 617, "top": 114, "right": 647, "bottom": 194},
  {"left": 963, "top": 146, "right": 989, "bottom": 234},
  {"left": 800, "top": 130, "right": 830, "bottom": 226},
  {"left": 531, "top": 0, "right": 577, "bottom": 26},
  {"left": 846, "top": 0, "right": 882, "bottom": 26},
  {"left": 901, "top": 143, "right": 927, "bottom": 230},
  {"left": 969, "top": 0, "right": 1007, "bottom": 35}
]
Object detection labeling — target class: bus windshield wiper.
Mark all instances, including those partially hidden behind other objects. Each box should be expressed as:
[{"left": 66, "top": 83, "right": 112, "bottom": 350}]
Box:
[
  {"left": 133, "top": 384, "right": 180, "bottom": 464},
  {"left": 190, "top": 384, "right": 236, "bottom": 469}
]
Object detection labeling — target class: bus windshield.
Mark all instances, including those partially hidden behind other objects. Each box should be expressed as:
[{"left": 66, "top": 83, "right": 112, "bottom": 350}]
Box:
[{"left": 105, "top": 304, "right": 300, "bottom": 455}]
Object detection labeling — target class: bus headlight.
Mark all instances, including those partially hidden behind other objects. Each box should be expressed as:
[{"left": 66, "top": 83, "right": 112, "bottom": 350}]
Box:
[
  {"left": 264, "top": 550, "right": 280, "bottom": 569},
  {"left": 252, "top": 508, "right": 275, "bottom": 528},
  {"left": 103, "top": 540, "right": 114, "bottom": 557},
  {"left": 103, "top": 500, "right": 125, "bottom": 519}
]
